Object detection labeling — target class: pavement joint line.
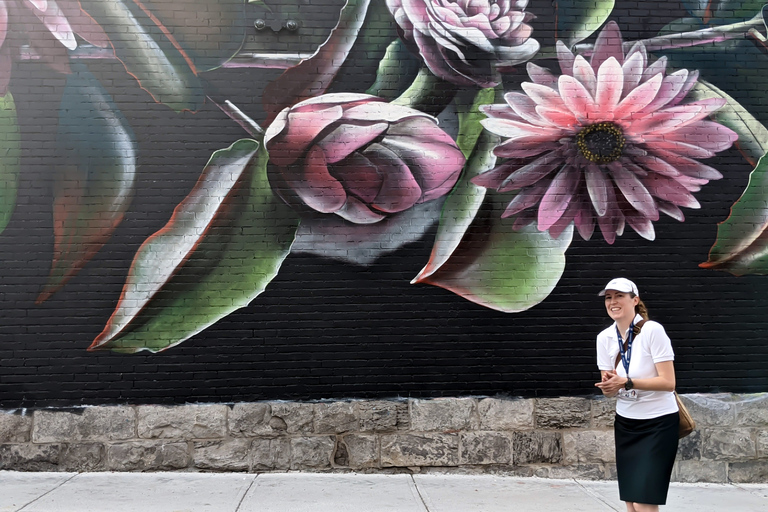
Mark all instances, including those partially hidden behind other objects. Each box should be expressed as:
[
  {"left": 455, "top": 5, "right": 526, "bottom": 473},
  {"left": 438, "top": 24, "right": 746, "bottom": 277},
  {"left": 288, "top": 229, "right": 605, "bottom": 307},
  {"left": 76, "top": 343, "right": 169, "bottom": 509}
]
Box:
[
  {"left": 233, "top": 474, "right": 260, "bottom": 512},
  {"left": 732, "top": 483, "right": 768, "bottom": 499},
  {"left": 573, "top": 479, "right": 622, "bottom": 512},
  {"left": 409, "top": 474, "right": 432, "bottom": 512},
  {"left": 16, "top": 472, "right": 79, "bottom": 512}
]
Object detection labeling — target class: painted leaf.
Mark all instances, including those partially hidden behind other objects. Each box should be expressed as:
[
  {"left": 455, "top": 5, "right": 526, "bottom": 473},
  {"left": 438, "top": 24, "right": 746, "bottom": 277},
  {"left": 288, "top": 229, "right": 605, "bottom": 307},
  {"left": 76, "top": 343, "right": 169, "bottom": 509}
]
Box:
[
  {"left": 690, "top": 80, "right": 768, "bottom": 165},
  {"left": 700, "top": 155, "right": 768, "bottom": 275},
  {"left": 90, "top": 139, "right": 300, "bottom": 352},
  {"left": 262, "top": 0, "right": 371, "bottom": 124},
  {"left": 556, "top": 0, "right": 616, "bottom": 46},
  {"left": 681, "top": 0, "right": 765, "bottom": 23},
  {"left": 414, "top": 113, "right": 572, "bottom": 312},
  {"left": 37, "top": 65, "right": 137, "bottom": 303},
  {"left": 136, "top": 0, "right": 248, "bottom": 71},
  {"left": 366, "top": 39, "right": 421, "bottom": 100},
  {"left": 79, "top": 0, "right": 204, "bottom": 112},
  {"left": 0, "top": 93, "right": 20, "bottom": 236},
  {"left": 455, "top": 88, "right": 496, "bottom": 159}
]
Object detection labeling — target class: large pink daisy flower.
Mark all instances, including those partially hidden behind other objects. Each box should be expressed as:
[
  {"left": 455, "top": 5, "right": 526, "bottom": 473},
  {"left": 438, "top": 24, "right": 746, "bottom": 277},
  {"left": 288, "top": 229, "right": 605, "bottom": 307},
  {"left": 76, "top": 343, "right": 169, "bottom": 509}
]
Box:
[{"left": 472, "top": 21, "right": 738, "bottom": 243}]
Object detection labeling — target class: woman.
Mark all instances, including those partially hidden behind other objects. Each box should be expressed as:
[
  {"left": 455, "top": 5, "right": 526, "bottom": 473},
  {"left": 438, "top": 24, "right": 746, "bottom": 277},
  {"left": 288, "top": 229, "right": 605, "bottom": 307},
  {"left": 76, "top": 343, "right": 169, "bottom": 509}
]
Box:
[{"left": 594, "top": 278, "right": 679, "bottom": 512}]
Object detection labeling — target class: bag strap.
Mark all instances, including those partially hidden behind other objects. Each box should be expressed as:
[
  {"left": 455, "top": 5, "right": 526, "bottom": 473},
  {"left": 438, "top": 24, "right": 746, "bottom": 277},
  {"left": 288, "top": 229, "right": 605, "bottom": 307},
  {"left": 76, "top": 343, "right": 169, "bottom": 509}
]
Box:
[{"left": 614, "top": 319, "right": 646, "bottom": 369}]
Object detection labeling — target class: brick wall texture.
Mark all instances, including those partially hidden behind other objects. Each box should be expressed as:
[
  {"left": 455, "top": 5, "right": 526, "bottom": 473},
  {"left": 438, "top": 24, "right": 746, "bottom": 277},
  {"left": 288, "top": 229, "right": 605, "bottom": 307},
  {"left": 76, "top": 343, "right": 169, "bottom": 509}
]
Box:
[{"left": 0, "top": 0, "right": 766, "bottom": 412}]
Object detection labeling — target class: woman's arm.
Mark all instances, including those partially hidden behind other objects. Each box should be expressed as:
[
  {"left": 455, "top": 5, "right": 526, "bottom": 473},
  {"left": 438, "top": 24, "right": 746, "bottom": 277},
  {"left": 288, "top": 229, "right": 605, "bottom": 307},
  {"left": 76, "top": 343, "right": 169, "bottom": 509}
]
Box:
[{"left": 595, "top": 361, "right": 676, "bottom": 394}]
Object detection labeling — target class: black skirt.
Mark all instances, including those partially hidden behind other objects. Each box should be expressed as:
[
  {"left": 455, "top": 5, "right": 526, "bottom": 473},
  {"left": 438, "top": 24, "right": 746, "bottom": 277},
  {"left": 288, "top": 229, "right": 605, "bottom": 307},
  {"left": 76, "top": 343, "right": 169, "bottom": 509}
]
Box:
[{"left": 615, "top": 411, "right": 679, "bottom": 505}]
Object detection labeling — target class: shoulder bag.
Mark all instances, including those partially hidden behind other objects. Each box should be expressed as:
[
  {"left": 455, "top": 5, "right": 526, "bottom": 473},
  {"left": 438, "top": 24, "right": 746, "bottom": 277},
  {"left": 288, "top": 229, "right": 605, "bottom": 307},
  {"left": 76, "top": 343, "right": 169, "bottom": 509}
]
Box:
[{"left": 613, "top": 320, "right": 695, "bottom": 438}]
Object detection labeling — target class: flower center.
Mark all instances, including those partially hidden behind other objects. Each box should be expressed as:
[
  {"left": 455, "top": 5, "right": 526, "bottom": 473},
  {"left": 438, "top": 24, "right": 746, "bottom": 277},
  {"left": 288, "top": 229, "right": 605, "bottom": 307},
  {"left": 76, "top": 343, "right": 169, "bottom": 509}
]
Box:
[{"left": 576, "top": 122, "right": 625, "bottom": 164}]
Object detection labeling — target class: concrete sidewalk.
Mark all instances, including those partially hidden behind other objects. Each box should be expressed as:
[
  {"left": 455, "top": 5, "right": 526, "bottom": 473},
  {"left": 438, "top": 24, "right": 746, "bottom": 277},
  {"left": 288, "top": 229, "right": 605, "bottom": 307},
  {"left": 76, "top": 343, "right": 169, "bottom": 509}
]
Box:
[{"left": 1, "top": 472, "right": 766, "bottom": 512}]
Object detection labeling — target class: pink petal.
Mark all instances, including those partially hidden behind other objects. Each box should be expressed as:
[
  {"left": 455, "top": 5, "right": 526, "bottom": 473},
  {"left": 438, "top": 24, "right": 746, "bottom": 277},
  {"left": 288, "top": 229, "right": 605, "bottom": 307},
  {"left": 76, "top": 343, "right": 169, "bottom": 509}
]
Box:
[
  {"left": 661, "top": 121, "right": 737, "bottom": 153},
  {"left": 497, "top": 151, "right": 564, "bottom": 191},
  {"left": 590, "top": 21, "right": 624, "bottom": 71},
  {"left": 481, "top": 103, "right": 524, "bottom": 121},
  {"left": 0, "top": 2, "right": 7, "bottom": 49},
  {"left": 638, "top": 69, "right": 688, "bottom": 115},
  {"left": 650, "top": 140, "right": 715, "bottom": 159},
  {"left": 267, "top": 106, "right": 344, "bottom": 167},
  {"left": 330, "top": 152, "right": 383, "bottom": 203},
  {"left": 286, "top": 146, "right": 347, "bottom": 213},
  {"left": 535, "top": 106, "right": 578, "bottom": 128},
  {"left": 621, "top": 51, "right": 646, "bottom": 98},
  {"left": 615, "top": 71, "right": 665, "bottom": 121},
  {"left": 472, "top": 162, "right": 520, "bottom": 190},
  {"left": 56, "top": 1, "right": 110, "bottom": 48},
  {"left": 502, "top": 179, "right": 551, "bottom": 218},
  {"left": 572, "top": 55, "right": 597, "bottom": 97},
  {"left": 667, "top": 70, "right": 699, "bottom": 108},
  {"left": 481, "top": 117, "right": 560, "bottom": 140},
  {"left": 574, "top": 200, "right": 596, "bottom": 240},
  {"left": 556, "top": 40, "right": 574, "bottom": 75},
  {"left": 548, "top": 198, "right": 579, "bottom": 238},
  {"left": 493, "top": 139, "right": 561, "bottom": 158},
  {"left": 652, "top": 149, "right": 723, "bottom": 180},
  {"left": 585, "top": 162, "right": 609, "bottom": 216},
  {"left": 624, "top": 209, "right": 656, "bottom": 240},
  {"left": 609, "top": 162, "right": 659, "bottom": 220},
  {"left": 29, "top": 0, "right": 77, "bottom": 50},
  {"left": 521, "top": 82, "right": 571, "bottom": 113},
  {"left": 559, "top": 75, "right": 597, "bottom": 120},
  {"left": 625, "top": 105, "right": 704, "bottom": 137},
  {"left": 505, "top": 91, "right": 550, "bottom": 126},
  {"left": 343, "top": 101, "right": 431, "bottom": 124},
  {"left": 335, "top": 196, "right": 386, "bottom": 224},
  {"left": 527, "top": 62, "right": 558, "bottom": 88},
  {"left": 634, "top": 154, "right": 682, "bottom": 178},
  {"left": 317, "top": 122, "right": 388, "bottom": 164},
  {"left": 656, "top": 199, "right": 685, "bottom": 221},
  {"left": 538, "top": 164, "right": 579, "bottom": 230},
  {"left": 596, "top": 182, "right": 623, "bottom": 244},
  {"left": 594, "top": 57, "right": 624, "bottom": 120},
  {"left": 363, "top": 143, "right": 422, "bottom": 213},
  {"left": 641, "top": 173, "right": 700, "bottom": 209},
  {"left": 642, "top": 56, "right": 668, "bottom": 82}
]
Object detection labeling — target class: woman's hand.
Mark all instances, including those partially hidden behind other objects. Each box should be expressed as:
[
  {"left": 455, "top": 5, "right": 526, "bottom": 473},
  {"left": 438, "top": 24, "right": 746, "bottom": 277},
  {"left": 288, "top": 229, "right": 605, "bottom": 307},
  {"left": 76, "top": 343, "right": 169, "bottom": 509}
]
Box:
[{"left": 595, "top": 371, "right": 627, "bottom": 397}]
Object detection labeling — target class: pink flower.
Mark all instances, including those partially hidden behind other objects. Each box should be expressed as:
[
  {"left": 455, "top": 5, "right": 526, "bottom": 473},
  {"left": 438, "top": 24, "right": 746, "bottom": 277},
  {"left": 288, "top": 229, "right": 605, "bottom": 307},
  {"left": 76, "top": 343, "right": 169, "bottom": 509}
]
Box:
[
  {"left": 386, "top": 0, "right": 539, "bottom": 88},
  {"left": 0, "top": 0, "right": 109, "bottom": 94},
  {"left": 472, "top": 21, "right": 738, "bottom": 243},
  {"left": 264, "top": 93, "right": 465, "bottom": 224}
]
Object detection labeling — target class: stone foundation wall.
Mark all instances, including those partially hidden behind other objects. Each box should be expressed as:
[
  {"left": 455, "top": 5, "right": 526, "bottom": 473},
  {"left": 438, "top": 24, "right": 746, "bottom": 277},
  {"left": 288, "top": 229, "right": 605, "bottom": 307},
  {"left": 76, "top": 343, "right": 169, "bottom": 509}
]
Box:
[{"left": 1, "top": 393, "right": 766, "bottom": 483}]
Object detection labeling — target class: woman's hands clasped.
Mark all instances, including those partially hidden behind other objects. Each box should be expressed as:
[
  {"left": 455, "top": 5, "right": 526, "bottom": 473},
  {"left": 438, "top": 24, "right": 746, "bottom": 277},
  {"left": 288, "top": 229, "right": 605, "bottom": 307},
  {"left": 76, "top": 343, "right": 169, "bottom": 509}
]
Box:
[{"left": 595, "top": 370, "right": 628, "bottom": 397}]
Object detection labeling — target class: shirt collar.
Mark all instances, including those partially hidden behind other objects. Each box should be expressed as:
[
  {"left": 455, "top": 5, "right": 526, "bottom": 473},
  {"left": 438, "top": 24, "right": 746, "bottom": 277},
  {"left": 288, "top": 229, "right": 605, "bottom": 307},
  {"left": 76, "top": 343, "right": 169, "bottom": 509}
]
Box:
[{"left": 608, "top": 314, "right": 645, "bottom": 340}]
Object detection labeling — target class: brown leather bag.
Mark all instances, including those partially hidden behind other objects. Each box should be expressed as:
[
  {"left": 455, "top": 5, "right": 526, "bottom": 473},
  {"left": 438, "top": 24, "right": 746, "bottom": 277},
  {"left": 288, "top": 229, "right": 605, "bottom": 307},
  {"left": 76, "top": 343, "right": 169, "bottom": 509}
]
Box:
[{"left": 612, "top": 320, "right": 695, "bottom": 439}]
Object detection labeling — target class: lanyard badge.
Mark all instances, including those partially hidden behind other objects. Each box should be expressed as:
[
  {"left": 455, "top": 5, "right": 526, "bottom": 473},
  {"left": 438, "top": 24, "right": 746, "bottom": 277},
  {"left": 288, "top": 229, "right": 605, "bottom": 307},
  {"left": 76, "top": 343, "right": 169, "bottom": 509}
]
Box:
[{"left": 616, "top": 323, "right": 638, "bottom": 401}]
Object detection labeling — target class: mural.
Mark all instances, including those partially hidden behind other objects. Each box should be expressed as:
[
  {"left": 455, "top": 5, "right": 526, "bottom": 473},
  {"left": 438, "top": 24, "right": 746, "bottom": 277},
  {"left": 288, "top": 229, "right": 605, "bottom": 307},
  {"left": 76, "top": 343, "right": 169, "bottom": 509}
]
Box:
[{"left": 0, "top": 0, "right": 767, "bottom": 390}]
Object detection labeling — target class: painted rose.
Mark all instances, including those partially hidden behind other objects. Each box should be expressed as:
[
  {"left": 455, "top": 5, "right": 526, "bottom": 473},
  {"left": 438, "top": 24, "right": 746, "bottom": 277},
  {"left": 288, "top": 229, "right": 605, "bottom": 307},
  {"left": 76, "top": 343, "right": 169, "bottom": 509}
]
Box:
[
  {"left": 473, "top": 21, "right": 738, "bottom": 244},
  {"left": 0, "top": 0, "right": 109, "bottom": 94},
  {"left": 264, "top": 93, "right": 465, "bottom": 224},
  {"left": 386, "top": 0, "right": 539, "bottom": 88}
]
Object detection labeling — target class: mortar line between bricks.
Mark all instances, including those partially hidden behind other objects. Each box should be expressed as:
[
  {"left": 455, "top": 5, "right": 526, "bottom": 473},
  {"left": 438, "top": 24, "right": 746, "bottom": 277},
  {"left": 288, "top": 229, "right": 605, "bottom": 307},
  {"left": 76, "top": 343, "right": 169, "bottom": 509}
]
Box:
[
  {"left": 572, "top": 479, "right": 621, "bottom": 512},
  {"left": 16, "top": 472, "right": 79, "bottom": 512},
  {"left": 409, "top": 474, "right": 432, "bottom": 512},
  {"left": 234, "top": 474, "right": 259, "bottom": 512}
]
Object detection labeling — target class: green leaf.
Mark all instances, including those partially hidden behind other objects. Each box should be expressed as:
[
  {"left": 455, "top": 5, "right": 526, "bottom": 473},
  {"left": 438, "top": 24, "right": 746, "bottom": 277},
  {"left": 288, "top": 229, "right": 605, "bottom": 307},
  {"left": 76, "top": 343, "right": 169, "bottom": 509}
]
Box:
[
  {"left": 556, "top": 0, "right": 616, "bottom": 46},
  {"left": 681, "top": 0, "right": 765, "bottom": 23},
  {"left": 37, "top": 65, "right": 137, "bottom": 303},
  {"left": 455, "top": 87, "right": 496, "bottom": 159},
  {"left": 414, "top": 128, "right": 572, "bottom": 313},
  {"left": 700, "top": 154, "right": 768, "bottom": 275},
  {"left": 80, "top": 0, "right": 205, "bottom": 112},
  {"left": 90, "top": 139, "right": 300, "bottom": 352},
  {"left": 0, "top": 93, "right": 20, "bottom": 236},
  {"left": 690, "top": 80, "right": 768, "bottom": 165},
  {"left": 366, "top": 39, "right": 421, "bottom": 100},
  {"left": 262, "top": 0, "right": 372, "bottom": 124}
]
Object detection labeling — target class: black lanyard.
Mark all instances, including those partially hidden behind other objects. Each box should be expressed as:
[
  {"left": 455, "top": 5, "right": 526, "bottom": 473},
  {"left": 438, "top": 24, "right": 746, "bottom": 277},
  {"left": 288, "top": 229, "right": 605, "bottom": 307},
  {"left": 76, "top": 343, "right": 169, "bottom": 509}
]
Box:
[{"left": 616, "top": 322, "right": 635, "bottom": 376}]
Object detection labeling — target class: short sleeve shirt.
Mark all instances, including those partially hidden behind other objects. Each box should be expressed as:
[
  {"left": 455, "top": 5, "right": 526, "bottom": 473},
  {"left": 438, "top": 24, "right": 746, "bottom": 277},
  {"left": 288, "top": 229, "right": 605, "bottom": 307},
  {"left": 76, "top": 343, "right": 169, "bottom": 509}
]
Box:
[{"left": 596, "top": 314, "right": 679, "bottom": 419}]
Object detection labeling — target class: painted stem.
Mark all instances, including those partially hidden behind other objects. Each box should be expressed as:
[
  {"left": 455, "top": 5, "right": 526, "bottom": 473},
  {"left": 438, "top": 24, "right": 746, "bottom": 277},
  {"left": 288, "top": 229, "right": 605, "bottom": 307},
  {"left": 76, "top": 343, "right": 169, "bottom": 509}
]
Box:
[
  {"left": 209, "top": 98, "right": 264, "bottom": 137},
  {"left": 391, "top": 66, "right": 458, "bottom": 116}
]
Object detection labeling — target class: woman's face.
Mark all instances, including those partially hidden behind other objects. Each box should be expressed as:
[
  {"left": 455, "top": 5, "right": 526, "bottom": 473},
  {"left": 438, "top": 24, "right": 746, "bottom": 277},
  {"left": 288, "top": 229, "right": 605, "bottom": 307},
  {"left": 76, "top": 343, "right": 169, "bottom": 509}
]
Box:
[{"left": 604, "top": 290, "right": 639, "bottom": 324}]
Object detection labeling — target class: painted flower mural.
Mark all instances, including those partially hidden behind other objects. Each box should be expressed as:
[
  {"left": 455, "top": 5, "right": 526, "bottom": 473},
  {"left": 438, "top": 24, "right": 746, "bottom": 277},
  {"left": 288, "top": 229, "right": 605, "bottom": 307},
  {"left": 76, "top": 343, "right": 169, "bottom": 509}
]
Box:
[
  {"left": 386, "top": 0, "right": 539, "bottom": 87},
  {"left": 473, "top": 22, "right": 738, "bottom": 243},
  {"left": 265, "top": 93, "right": 465, "bottom": 224},
  {"left": 3, "top": 0, "right": 768, "bottom": 353}
]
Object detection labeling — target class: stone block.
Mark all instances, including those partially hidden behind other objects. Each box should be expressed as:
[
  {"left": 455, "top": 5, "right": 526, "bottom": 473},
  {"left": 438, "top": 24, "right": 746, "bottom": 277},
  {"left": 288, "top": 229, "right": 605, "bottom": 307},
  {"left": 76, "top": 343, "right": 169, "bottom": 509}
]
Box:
[
  {"left": 228, "top": 403, "right": 272, "bottom": 437},
  {"left": 268, "top": 403, "right": 315, "bottom": 434},
  {"left": 672, "top": 460, "right": 727, "bottom": 483},
  {"left": 339, "top": 434, "right": 378, "bottom": 469},
  {"left": 313, "top": 402, "right": 359, "bottom": 434},
  {"left": 728, "top": 461, "right": 768, "bottom": 483},
  {"left": 563, "top": 430, "right": 615, "bottom": 464},
  {"left": 733, "top": 394, "right": 768, "bottom": 426},
  {"left": 701, "top": 428, "right": 756, "bottom": 461},
  {"left": 679, "top": 394, "right": 735, "bottom": 427},
  {"left": 0, "top": 444, "right": 61, "bottom": 471},
  {"left": 757, "top": 430, "right": 768, "bottom": 458},
  {"left": 410, "top": 398, "right": 476, "bottom": 432},
  {"left": 546, "top": 464, "right": 607, "bottom": 480},
  {"left": 459, "top": 432, "right": 512, "bottom": 465},
  {"left": 0, "top": 411, "right": 32, "bottom": 443},
  {"left": 591, "top": 397, "right": 617, "bottom": 428},
  {"left": 251, "top": 437, "right": 290, "bottom": 471},
  {"left": 290, "top": 436, "right": 335, "bottom": 470},
  {"left": 137, "top": 405, "right": 227, "bottom": 440},
  {"left": 194, "top": 439, "right": 251, "bottom": 471},
  {"left": 359, "top": 401, "right": 400, "bottom": 432},
  {"left": 106, "top": 441, "right": 189, "bottom": 471},
  {"left": 676, "top": 429, "right": 701, "bottom": 461},
  {"left": 381, "top": 433, "right": 459, "bottom": 467},
  {"left": 477, "top": 398, "right": 534, "bottom": 430},
  {"left": 535, "top": 398, "right": 590, "bottom": 429},
  {"left": 513, "top": 431, "right": 562, "bottom": 465},
  {"left": 60, "top": 443, "right": 105, "bottom": 471},
  {"left": 33, "top": 407, "right": 135, "bottom": 443}
]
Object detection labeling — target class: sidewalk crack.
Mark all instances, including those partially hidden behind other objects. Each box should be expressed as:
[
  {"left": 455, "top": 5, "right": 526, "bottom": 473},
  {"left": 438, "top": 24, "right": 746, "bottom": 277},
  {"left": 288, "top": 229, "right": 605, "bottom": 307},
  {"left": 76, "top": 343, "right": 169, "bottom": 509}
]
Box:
[
  {"left": 234, "top": 474, "right": 259, "bottom": 512},
  {"left": 573, "top": 479, "right": 622, "bottom": 511},
  {"left": 17, "top": 472, "right": 79, "bottom": 511},
  {"left": 409, "top": 474, "right": 432, "bottom": 512}
]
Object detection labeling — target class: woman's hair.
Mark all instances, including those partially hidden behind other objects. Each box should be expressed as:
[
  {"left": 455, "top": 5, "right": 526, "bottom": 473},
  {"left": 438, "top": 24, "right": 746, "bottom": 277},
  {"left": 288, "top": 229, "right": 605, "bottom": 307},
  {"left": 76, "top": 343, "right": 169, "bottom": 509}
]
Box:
[{"left": 633, "top": 294, "right": 649, "bottom": 321}]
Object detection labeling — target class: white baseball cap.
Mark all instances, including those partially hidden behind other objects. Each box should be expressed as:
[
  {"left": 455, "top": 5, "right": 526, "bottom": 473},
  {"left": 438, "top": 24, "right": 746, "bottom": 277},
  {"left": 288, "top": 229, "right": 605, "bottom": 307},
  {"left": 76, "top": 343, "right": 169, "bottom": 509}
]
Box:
[{"left": 598, "top": 277, "right": 639, "bottom": 296}]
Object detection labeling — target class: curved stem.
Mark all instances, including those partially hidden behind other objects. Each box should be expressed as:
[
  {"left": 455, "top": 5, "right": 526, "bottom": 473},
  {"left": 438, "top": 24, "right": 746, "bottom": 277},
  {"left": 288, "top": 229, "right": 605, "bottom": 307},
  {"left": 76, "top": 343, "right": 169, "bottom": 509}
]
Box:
[{"left": 391, "top": 66, "right": 458, "bottom": 116}]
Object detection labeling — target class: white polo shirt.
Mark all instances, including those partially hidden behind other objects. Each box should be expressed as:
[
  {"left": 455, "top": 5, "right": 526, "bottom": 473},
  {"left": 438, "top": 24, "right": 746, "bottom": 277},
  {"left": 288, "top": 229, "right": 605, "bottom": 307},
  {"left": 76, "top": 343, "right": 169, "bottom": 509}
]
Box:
[{"left": 597, "top": 314, "right": 679, "bottom": 419}]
